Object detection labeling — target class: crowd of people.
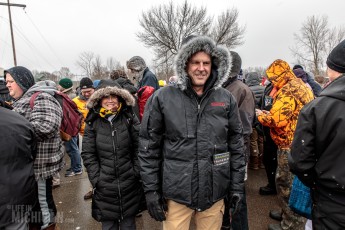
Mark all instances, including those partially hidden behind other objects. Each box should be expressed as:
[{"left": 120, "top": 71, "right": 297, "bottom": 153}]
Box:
[{"left": 0, "top": 36, "right": 344, "bottom": 230}]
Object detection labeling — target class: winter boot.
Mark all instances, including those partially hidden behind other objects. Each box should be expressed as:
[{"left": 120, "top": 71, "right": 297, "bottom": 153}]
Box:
[
  {"left": 248, "top": 156, "right": 259, "bottom": 170},
  {"left": 259, "top": 154, "right": 265, "bottom": 169}
]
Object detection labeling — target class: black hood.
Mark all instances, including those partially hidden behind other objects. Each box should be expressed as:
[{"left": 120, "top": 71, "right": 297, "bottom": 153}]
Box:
[{"left": 320, "top": 74, "right": 345, "bottom": 101}]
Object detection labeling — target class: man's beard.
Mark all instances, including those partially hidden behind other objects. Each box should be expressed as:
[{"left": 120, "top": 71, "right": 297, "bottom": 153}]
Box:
[{"left": 128, "top": 71, "right": 143, "bottom": 85}]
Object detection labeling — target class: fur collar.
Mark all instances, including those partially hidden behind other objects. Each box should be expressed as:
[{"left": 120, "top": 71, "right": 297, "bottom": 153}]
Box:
[
  {"left": 174, "top": 36, "right": 232, "bottom": 91},
  {"left": 86, "top": 86, "right": 135, "bottom": 109}
]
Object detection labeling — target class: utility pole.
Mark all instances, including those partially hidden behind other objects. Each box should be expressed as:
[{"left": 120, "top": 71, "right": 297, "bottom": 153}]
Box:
[{"left": 0, "top": 1, "right": 26, "bottom": 66}]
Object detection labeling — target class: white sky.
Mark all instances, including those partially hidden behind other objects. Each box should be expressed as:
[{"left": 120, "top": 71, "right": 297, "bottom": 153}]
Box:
[{"left": 1, "top": 0, "right": 344, "bottom": 75}]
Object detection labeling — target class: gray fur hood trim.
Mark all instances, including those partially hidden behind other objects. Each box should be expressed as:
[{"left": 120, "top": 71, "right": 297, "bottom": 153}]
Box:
[
  {"left": 174, "top": 36, "right": 232, "bottom": 91},
  {"left": 86, "top": 86, "right": 136, "bottom": 109}
]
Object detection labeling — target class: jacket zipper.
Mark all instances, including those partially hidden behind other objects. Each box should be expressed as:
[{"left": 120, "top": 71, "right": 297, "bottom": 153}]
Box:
[
  {"left": 110, "top": 121, "right": 124, "bottom": 220},
  {"left": 193, "top": 89, "right": 212, "bottom": 210}
]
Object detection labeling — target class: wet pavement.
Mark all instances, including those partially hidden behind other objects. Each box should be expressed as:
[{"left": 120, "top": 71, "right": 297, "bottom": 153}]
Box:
[{"left": 53, "top": 156, "right": 280, "bottom": 230}]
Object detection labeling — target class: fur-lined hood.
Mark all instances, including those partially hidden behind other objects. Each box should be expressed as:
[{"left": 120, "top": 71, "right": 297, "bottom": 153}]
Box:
[
  {"left": 174, "top": 36, "right": 232, "bottom": 91},
  {"left": 86, "top": 86, "right": 136, "bottom": 109}
]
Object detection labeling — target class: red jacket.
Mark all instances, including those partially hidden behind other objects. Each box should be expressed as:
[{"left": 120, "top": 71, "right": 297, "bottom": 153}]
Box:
[{"left": 137, "top": 86, "right": 155, "bottom": 121}]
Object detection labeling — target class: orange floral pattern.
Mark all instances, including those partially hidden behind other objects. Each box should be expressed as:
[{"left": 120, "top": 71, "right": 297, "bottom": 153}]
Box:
[{"left": 258, "top": 59, "right": 314, "bottom": 148}]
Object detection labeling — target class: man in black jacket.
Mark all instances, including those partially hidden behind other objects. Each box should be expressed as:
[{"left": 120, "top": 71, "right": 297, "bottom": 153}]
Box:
[
  {"left": 289, "top": 40, "right": 345, "bottom": 229},
  {"left": 0, "top": 105, "right": 37, "bottom": 230},
  {"left": 139, "top": 36, "right": 245, "bottom": 229},
  {"left": 0, "top": 76, "right": 12, "bottom": 102},
  {"left": 222, "top": 52, "right": 255, "bottom": 230}
]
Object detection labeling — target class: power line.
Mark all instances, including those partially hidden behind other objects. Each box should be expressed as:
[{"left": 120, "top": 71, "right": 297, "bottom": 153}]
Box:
[
  {"left": 24, "top": 10, "right": 65, "bottom": 68},
  {"left": 0, "top": 15, "right": 57, "bottom": 70},
  {"left": 0, "top": 37, "right": 43, "bottom": 69},
  {"left": 0, "top": 0, "right": 26, "bottom": 66}
]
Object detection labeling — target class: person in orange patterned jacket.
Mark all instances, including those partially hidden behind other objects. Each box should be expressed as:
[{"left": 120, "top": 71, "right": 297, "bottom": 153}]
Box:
[{"left": 256, "top": 59, "right": 314, "bottom": 230}]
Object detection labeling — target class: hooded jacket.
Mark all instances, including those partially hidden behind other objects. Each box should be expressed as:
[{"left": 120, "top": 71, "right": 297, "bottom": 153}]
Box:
[
  {"left": 258, "top": 60, "right": 314, "bottom": 148},
  {"left": 246, "top": 72, "right": 265, "bottom": 106},
  {"left": 289, "top": 74, "right": 345, "bottom": 207},
  {"left": 139, "top": 36, "right": 245, "bottom": 211},
  {"left": 12, "top": 80, "right": 64, "bottom": 180},
  {"left": 82, "top": 86, "right": 142, "bottom": 221}
]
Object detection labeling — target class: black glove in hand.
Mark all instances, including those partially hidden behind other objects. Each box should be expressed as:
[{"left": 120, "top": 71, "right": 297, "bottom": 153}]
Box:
[
  {"left": 145, "top": 191, "right": 167, "bottom": 222},
  {"left": 229, "top": 193, "right": 243, "bottom": 221}
]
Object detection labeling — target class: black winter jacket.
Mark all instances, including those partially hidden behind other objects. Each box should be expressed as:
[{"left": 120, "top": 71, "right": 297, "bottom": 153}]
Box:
[
  {"left": 139, "top": 36, "right": 245, "bottom": 211},
  {"left": 82, "top": 87, "right": 142, "bottom": 222},
  {"left": 137, "top": 67, "right": 159, "bottom": 91},
  {"left": 289, "top": 74, "right": 345, "bottom": 206},
  {"left": 0, "top": 107, "right": 37, "bottom": 227},
  {"left": 0, "top": 80, "right": 11, "bottom": 102}
]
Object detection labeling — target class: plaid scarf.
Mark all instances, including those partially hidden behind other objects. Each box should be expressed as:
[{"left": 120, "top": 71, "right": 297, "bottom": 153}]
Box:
[{"left": 99, "top": 102, "right": 122, "bottom": 119}]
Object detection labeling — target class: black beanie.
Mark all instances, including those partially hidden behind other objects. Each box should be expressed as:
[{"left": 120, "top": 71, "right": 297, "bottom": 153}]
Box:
[
  {"left": 326, "top": 39, "right": 345, "bottom": 73},
  {"left": 293, "top": 64, "right": 304, "bottom": 70},
  {"left": 229, "top": 51, "right": 242, "bottom": 78},
  {"left": 79, "top": 77, "right": 94, "bottom": 89},
  {"left": 4, "top": 66, "right": 35, "bottom": 93}
]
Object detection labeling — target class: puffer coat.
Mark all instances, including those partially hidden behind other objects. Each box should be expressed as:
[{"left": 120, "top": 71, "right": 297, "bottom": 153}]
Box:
[{"left": 82, "top": 86, "right": 142, "bottom": 222}]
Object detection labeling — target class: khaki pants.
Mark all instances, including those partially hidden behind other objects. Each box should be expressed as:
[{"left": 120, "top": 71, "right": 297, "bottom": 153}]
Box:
[{"left": 163, "top": 199, "right": 224, "bottom": 230}]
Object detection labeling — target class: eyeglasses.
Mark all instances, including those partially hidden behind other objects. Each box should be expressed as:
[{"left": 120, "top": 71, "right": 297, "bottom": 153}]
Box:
[{"left": 81, "top": 89, "right": 94, "bottom": 94}]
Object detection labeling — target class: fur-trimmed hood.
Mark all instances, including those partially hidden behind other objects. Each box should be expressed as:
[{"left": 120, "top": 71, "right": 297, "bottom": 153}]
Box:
[
  {"left": 86, "top": 86, "right": 136, "bottom": 109},
  {"left": 174, "top": 36, "right": 232, "bottom": 91}
]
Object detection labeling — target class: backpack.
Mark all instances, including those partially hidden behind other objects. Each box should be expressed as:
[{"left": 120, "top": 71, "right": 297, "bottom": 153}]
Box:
[{"left": 29, "top": 91, "right": 83, "bottom": 141}]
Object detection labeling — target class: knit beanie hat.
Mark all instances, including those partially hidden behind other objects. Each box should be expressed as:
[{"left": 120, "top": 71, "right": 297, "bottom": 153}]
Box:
[
  {"left": 126, "top": 56, "right": 146, "bottom": 72},
  {"left": 326, "top": 39, "right": 345, "bottom": 73},
  {"left": 59, "top": 78, "right": 73, "bottom": 89},
  {"left": 79, "top": 77, "right": 94, "bottom": 89},
  {"left": 93, "top": 80, "right": 101, "bottom": 88},
  {"left": 229, "top": 51, "right": 242, "bottom": 78},
  {"left": 293, "top": 64, "right": 304, "bottom": 70},
  {"left": 4, "top": 66, "right": 35, "bottom": 93},
  {"left": 293, "top": 68, "right": 308, "bottom": 83}
]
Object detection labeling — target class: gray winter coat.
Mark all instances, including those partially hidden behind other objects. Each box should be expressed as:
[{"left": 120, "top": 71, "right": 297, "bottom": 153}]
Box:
[
  {"left": 245, "top": 72, "right": 265, "bottom": 106},
  {"left": 139, "top": 36, "right": 245, "bottom": 211}
]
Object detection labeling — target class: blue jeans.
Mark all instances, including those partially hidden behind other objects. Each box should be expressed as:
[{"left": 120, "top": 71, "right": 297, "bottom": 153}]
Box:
[{"left": 64, "top": 136, "right": 82, "bottom": 172}]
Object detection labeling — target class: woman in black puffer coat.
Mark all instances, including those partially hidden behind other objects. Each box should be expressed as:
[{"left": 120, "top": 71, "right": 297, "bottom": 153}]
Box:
[{"left": 82, "top": 86, "right": 142, "bottom": 230}]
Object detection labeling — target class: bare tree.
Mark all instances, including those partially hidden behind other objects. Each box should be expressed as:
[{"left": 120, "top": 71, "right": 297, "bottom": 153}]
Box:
[
  {"left": 92, "top": 55, "right": 108, "bottom": 80},
  {"left": 326, "top": 26, "right": 345, "bottom": 56},
  {"left": 76, "top": 51, "right": 95, "bottom": 78},
  {"left": 208, "top": 8, "right": 245, "bottom": 48},
  {"left": 137, "top": 0, "right": 245, "bottom": 69},
  {"left": 53, "top": 67, "right": 74, "bottom": 79},
  {"left": 291, "top": 15, "right": 345, "bottom": 75},
  {"left": 106, "top": 57, "right": 122, "bottom": 74}
]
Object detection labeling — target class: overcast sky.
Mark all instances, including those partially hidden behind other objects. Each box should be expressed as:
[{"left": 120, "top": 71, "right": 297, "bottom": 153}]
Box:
[{"left": 1, "top": 0, "right": 344, "bottom": 75}]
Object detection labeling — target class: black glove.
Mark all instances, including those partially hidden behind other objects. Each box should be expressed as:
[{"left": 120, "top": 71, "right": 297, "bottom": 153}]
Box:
[
  {"left": 0, "top": 100, "right": 13, "bottom": 110},
  {"left": 229, "top": 193, "right": 243, "bottom": 221},
  {"left": 145, "top": 191, "right": 167, "bottom": 222}
]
